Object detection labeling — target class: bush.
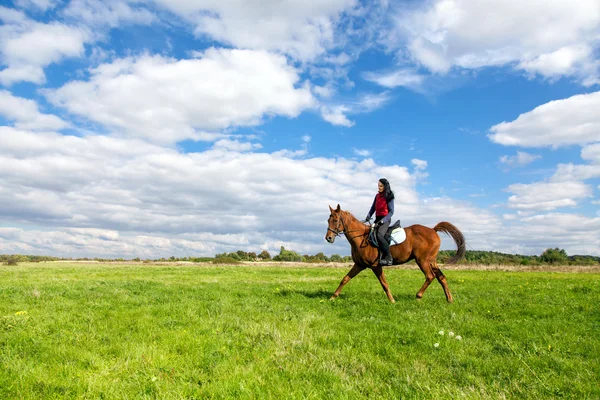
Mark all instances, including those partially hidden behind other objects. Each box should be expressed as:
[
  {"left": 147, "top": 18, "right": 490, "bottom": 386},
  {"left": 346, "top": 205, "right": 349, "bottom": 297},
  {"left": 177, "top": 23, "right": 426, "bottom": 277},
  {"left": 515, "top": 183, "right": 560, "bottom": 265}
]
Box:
[
  {"left": 3, "top": 255, "right": 19, "bottom": 266},
  {"left": 540, "top": 248, "right": 569, "bottom": 264},
  {"left": 329, "top": 254, "right": 343, "bottom": 262},
  {"left": 258, "top": 250, "right": 271, "bottom": 260},
  {"left": 212, "top": 256, "right": 242, "bottom": 265},
  {"left": 273, "top": 246, "right": 304, "bottom": 262}
]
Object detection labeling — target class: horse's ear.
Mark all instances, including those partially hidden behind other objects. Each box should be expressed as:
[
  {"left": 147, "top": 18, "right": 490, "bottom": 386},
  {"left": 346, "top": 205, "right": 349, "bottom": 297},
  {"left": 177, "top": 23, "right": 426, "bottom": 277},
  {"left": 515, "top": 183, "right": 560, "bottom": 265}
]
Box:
[
  {"left": 336, "top": 204, "right": 341, "bottom": 212},
  {"left": 329, "top": 205, "right": 334, "bottom": 213}
]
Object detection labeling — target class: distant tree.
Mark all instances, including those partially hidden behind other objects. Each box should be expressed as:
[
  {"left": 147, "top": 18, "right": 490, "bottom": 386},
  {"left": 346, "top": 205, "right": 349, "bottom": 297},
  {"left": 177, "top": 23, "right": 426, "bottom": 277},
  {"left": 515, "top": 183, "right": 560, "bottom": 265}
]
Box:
[
  {"left": 273, "top": 246, "right": 304, "bottom": 262},
  {"left": 258, "top": 250, "right": 271, "bottom": 260},
  {"left": 329, "top": 254, "right": 342, "bottom": 262},
  {"left": 540, "top": 248, "right": 569, "bottom": 264}
]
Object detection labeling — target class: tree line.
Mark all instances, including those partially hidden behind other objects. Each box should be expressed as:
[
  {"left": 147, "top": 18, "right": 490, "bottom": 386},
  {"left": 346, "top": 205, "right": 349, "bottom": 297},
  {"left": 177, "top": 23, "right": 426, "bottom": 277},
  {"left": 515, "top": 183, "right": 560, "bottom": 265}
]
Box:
[{"left": 2, "top": 247, "right": 599, "bottom": 266}]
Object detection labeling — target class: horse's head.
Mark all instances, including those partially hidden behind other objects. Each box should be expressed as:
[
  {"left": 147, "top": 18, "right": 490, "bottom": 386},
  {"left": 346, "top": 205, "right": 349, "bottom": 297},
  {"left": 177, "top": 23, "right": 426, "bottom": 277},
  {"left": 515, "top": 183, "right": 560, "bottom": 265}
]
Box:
[{"left": 325, "top": 204, "right": 343, "bottom": 243}]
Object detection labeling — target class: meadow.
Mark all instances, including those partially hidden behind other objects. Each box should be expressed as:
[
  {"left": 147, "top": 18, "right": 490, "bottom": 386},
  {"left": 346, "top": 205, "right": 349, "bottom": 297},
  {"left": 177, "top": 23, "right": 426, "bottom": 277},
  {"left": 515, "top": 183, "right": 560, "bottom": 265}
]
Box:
[{"left": 1, "top": 262, "right": 599, "bottom": 399}]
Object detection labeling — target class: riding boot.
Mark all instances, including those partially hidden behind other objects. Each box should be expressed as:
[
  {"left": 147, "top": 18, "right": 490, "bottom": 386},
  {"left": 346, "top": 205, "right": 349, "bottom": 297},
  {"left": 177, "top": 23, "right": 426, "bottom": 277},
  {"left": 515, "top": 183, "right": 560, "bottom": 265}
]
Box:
[
  {"left": 376, "top": 221, "right": 392, "bottom": 266},
  {"left": 379, "top": 246, "right": 393, "bottom": 266}
]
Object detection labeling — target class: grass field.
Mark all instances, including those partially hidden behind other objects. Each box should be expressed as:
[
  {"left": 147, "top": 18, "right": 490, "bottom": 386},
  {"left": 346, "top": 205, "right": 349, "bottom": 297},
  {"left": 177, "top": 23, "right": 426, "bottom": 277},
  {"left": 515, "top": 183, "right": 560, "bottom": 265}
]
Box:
[{"left": 1, "top": 262, "right": 599, "bottom": 399}]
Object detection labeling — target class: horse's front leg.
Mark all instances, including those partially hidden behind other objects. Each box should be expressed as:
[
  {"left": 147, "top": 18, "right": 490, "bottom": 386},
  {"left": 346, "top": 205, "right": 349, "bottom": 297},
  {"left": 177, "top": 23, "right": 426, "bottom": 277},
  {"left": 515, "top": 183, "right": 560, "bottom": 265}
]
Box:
[
  {"left": 372, "top": 265, "right": 396, "bottom": 303},
  {"left": 330, "top": 263, "right": 365, "bottom": 300}
]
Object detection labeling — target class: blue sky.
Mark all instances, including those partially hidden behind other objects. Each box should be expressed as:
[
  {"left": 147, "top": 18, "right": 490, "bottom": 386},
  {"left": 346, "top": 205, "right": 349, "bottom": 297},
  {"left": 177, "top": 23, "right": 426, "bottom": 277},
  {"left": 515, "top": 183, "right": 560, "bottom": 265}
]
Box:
[{"left": 0, "top": 0, "right": 599, "bottom": 258}]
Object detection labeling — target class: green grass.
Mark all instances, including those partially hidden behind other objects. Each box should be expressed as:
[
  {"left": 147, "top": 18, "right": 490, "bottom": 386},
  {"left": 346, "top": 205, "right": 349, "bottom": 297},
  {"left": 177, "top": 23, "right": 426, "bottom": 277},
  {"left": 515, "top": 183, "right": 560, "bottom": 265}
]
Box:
[{"left": 1, "top": 262, "right": 599, "bottom": 399}]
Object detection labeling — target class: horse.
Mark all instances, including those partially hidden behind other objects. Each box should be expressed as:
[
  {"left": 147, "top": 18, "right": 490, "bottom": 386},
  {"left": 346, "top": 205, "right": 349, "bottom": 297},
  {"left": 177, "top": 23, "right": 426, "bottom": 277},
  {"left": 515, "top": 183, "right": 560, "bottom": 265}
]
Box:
[{"left": 325, "top": 204, "right": 466, "bottom": 303}]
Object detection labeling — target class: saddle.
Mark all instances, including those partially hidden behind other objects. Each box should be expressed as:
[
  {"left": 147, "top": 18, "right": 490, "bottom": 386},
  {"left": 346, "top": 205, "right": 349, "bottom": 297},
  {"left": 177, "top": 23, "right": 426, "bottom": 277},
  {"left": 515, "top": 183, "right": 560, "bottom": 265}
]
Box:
[{"left": 368, "top": 220, "right": 402, "bottom": 247}]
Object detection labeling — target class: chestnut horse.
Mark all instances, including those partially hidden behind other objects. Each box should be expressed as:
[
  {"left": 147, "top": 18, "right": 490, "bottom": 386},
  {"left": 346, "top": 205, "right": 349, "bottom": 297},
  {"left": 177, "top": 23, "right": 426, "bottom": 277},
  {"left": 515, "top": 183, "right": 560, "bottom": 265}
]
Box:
[{"left": 325, "top": 204, "right": 465, "bottom": 303}]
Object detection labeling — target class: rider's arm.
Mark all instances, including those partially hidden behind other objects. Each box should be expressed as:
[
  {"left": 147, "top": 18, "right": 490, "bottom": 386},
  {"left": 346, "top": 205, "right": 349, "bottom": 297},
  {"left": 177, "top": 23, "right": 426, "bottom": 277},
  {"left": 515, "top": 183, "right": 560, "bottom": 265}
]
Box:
[
  {"left": 366, "top": 196, "right": 376, "bottom": 220},
  {"left": 382, "top": 198, "right": 394, "bottom": 224}
]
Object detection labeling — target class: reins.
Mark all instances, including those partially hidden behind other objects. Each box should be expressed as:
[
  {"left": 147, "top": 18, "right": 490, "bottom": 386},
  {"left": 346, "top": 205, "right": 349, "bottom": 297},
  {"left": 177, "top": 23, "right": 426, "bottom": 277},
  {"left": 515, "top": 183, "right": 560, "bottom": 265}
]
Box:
[{"left": 328, "top": 212, "right": 369, "bottom": 239}]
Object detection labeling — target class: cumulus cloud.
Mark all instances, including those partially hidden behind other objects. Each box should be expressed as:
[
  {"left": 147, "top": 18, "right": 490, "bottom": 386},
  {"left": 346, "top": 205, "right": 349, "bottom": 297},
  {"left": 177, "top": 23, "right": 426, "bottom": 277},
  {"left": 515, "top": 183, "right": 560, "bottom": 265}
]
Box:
[
  {"left": 582, "top": 143, "right": 600, "bottom": 164},
  {"left": 1, "top": 126, "right": 597, "bottom": 257},
  {"left": 0, "top": 126, "right": 422, "bottom": 256},
  {"left": 320, "top": 105, "right": 354, "bottom": 127},
  {"left": 506, "top": 181, "right": 593, "bottom": 211},
  {"left": 0, "top": 8, "right": 90, "bottom": 85},
  {"left": 0, "top": 90, "right": 69, "bottom": 130},
  {"left": 551, "top": 163, "right": 600, "bottom": 183},
  {"left": 45, "top": 49, "right": 316, "bottom": 143},
  {"left": 386, "top": 0, "right": 600, "bottom": 83},
  {"left": 489, "top": 91, "right": 600, "bottom": 148},
  {"left": 499, "top": 151, "right": 541, "bottom": 169},
  {"left": 518, "top": 44, "right": 594, "bottom": 78},
  {"left": 153, "top": 0, "right": 357, "bottom": 61}
]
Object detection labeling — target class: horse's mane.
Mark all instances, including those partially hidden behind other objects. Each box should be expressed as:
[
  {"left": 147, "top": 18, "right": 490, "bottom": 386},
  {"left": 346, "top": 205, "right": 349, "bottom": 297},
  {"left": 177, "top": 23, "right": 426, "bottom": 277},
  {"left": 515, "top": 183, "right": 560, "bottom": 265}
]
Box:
[{"left": 341, "top": 209, "right": 366, "bottom": 225}]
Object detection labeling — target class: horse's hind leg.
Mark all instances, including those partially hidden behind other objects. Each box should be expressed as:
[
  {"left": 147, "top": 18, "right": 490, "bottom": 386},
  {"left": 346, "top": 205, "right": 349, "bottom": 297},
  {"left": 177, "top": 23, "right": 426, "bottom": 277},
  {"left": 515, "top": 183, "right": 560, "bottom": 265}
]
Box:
[
  {"left": 372, "top": 265, "right": 396, "bottom": 303},
  {"left": 415, "top": 256, "right": 435, "bottom": 300},
  {"left": 330, "top": 263, "right": 365, "bottom": 300},
  {"left": 432, "top": 261, "right": 453, "bottom": 303}
]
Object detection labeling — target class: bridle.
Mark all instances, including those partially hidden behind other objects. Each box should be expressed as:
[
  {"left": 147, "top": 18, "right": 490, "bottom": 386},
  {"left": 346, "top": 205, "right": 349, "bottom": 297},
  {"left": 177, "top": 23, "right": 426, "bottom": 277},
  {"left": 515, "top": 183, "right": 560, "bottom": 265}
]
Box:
[{"left": 327, "top": 212, "right": 367, "bottom": 239}]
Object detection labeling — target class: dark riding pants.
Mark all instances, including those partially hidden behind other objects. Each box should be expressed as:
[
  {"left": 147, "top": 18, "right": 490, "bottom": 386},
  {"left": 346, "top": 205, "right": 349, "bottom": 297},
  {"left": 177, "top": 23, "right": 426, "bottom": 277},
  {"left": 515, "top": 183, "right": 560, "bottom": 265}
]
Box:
[{"left": 374, "top": 217, "right": 390, "bottom": 256}]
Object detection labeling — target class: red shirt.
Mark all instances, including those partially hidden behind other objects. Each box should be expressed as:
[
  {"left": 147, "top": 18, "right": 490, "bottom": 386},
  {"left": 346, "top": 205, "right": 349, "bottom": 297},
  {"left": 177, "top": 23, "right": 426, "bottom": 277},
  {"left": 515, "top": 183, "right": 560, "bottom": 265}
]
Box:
[{"left": 375, "top": 193, "right": 388, "bottom": 217}]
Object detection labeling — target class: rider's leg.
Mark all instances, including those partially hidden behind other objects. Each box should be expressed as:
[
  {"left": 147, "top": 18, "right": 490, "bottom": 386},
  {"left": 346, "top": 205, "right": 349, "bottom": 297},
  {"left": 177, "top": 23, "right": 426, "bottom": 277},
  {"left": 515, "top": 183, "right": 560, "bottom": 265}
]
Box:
[{"left": 376, "top": 221, "right": 392, "bottom": 265}]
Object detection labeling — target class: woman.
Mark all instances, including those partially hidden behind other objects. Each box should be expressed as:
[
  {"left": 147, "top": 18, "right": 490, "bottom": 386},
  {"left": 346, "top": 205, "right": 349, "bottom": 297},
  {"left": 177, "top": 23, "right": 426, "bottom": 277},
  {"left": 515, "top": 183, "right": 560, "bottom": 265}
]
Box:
[{"left": 365, "top": 178, "right": 395, "bottom": 266}]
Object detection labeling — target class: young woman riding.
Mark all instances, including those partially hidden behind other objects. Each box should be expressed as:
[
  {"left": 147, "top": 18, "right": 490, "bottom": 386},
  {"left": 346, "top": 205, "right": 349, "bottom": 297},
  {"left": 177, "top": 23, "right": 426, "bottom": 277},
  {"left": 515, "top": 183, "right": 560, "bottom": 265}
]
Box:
[{"left": 365, "top": 178, "right": 395, "bottom": 266}]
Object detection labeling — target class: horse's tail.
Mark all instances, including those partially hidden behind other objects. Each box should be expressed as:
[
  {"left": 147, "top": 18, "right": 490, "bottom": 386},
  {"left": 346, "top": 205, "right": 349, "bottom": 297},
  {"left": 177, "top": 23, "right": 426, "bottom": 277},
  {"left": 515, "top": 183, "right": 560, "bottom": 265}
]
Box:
[{"left": 434, "top": 222, "right": 466, "bottom": 265}]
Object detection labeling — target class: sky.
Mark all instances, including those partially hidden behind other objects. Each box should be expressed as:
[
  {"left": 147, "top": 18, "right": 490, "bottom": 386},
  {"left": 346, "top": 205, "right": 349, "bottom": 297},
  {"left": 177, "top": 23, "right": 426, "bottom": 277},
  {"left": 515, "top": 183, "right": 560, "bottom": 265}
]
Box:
[{"left": 0, "top": 0, "right": 599, "bottom": 259}]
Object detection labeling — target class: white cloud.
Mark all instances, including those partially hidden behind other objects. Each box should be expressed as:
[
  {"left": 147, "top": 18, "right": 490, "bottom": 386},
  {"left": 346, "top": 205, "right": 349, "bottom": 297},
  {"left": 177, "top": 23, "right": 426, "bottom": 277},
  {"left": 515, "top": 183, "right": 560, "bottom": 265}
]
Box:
[
  {"left": 490, "top": 212, "right": 600, "bottom": 256},
  {"left": 363, "top": 69, "right": 425, "bottom": 89},
  {"left": 409, "top": 37, "right": 451, "bottom": 74},
  {"left": 324, "top": 52, "right": 352, "bottom": 65},
  {"left": 1, "top": 127, "right": 597, "bottom": 257},
  {"left": 551, "top": 163, "right": 600, "bottom": 183},
  {"left": 489, "top": 91, "right": 600, "bottom": 148},
  {"left": 14, "top": 0, "right": 59, "bottom": 12},
  {"left": 356, "top": 92, "right": 392, "bottom": 112},
  {"left": 499, "top": 151, "right": 541, "bottom": 169},
  {"left": 153, "top": 0, "right": 357, "bottom": 61},
  {"left": 0, "top": 90, "right": 68, "bottom": 130},
  {"left": 353, "top": 148, "right": 371, "bottom": 157},
  {"left": 63, "top": 0, "right": 156, "bottom": 28},
  {"left": 518, "top": 44, "right": 593, "bottom": 78},
  {"left": 506, "top": 181, "right": 593, "bottom": 211},
  {"left": 411, "top": 158, "right": 428, "bottom": 180},
  {"left": 45, "top": 49, "right": 316, "bottom": 143},
  {"left": 319, "top": 92, "right": 390, "bottom": 128},
  {"left": 212, "top": 139, "right": 262, "bottom": 152},
  {"left": 411, "top": 159, "right": 428, "bottom": 170},
  {"left": 388, "top": 0, "right": 600, "bottom": 83},
  {"left": 582, "top": 143, "right": 600, "bottom": 164},
  {"left": 0, "top": 9, "right": 90, "bottom": 85},
  {"left": 320, "top": 105, "right": 354, "bottom": 127},
  {"left": 0, "top": 127, "right": 421, "bottom": 257}
]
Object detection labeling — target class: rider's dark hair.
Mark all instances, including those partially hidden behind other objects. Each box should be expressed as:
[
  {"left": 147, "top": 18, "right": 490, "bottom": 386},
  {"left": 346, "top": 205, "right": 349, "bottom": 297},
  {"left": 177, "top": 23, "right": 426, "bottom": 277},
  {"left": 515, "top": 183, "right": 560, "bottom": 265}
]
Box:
[{"left": 379, "top": 178, "right": 395, "bottom": 202}]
